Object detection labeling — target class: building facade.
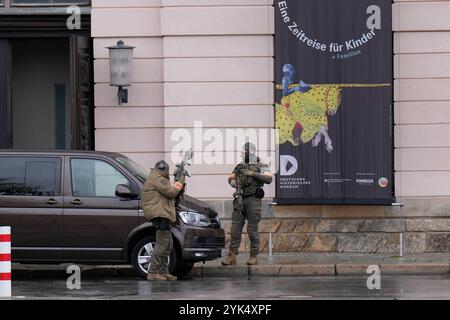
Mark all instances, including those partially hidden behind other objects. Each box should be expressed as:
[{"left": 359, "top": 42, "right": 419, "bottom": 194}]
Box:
[{"left": 1, "top": 0, "right": 450, "bottom": 253}]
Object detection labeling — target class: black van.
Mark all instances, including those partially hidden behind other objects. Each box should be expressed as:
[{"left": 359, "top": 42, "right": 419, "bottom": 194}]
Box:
[{"left": 0, "top": 150, "right": 226, "bottom": 278}]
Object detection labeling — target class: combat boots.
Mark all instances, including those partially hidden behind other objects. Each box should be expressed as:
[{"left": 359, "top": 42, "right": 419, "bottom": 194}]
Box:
[
  {"left": 221, "top": 252, "right": 237, "bottom": 266},
  {"left": 163, "top": 274, "right": 178, "bottom": 281},
  {"left": 147, "top": 273, "right": 167, "bottom": 281},
  {"left": 246, "top": 254, "right": 258, "bottom": 265}
]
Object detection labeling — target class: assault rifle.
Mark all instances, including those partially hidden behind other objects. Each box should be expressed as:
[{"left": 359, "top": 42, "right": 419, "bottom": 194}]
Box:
[
  {"left": 174, "top": 149, "right": 194, "bottom": 182},
  {"left": 174, "top": 149, "right": 194, "bottom": 206}
]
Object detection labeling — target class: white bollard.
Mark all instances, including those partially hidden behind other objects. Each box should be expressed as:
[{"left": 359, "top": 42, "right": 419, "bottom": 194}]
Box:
[
  {"left": 268, "top": 232, "right": 273, "bottom": 263},
  {"left": 399, "top": 232, "right": 403, "bottom": 257},
  {"left": 0, "top": 226, "right": 11, "bottom": 298}
]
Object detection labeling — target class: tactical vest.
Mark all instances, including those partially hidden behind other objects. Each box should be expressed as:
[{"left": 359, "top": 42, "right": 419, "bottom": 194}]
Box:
[{"left": 234, "top": 162, "right": 264, "bottom": 197}]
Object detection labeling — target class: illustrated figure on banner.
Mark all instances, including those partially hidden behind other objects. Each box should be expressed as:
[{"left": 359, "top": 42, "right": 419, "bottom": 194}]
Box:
[{"left": 275, "top": 64, "right": 390, "bottom": 153}]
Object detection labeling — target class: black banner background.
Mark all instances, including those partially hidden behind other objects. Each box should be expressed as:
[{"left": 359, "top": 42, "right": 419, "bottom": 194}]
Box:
[{"left": 275, "top": 0, "right": 393, "bottom": 204}]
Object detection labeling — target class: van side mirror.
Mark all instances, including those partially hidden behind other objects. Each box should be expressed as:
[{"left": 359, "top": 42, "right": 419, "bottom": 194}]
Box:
[{"left": 115, "top": 184, "right": 137, "bottom": 199}]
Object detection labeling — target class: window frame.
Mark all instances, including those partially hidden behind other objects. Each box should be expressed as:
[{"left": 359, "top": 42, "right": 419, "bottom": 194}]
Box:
[
  {"left": 69, "top": 157, "right": 138, "bottom": 199},
  {"left": 0, "top": 155, "right": 62, "bottom": 197}
]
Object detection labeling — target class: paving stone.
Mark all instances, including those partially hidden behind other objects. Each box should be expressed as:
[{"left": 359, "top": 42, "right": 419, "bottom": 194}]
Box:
[
  {"left": 278, "top": 220, "right": 298, "bottom": 233},
  {"left": 293, "top": 220, "right": 316, "bottom": 233},
  {"left": 405, "top": 233, "right": 426, "bottom": 253},
  {"left": 272, "top": 233, "right": 309, "bottom": 252},
  {"left": 315, "top": 220, "right": 360, "bottom": 233},
  {"left": 358, "top": 219, "right": 405, "bottom": 232},
  {"left": 336, "top": 264, "right": 377, "bottom": 275},
  {"left": 407, "top": 219, "right": 450, "bottom": 232},
  {"left": 303, "top": 235, "right": 337, "bottom": 252},
  {"left": 279, "top": 264, "right": 335, "bottom": 276},
  {"left": 337, "top": 233, "right": 400, "bottom": 253},
  {"left": 249, "top": 265, "right": 281, "bottom": 276},
  {"left": 259, "top": 220, "right": 281, "bottom": 233},
  {"left": 380, "top": 263, "right": 450, "bottom": 275},
  {"left": 425, "top": 233, "right": 450, "bottom": 253}
]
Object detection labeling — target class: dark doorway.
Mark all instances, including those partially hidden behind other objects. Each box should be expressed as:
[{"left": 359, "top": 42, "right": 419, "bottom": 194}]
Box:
[
  {"left": 11, "top": 38, "right": 71, "bottom": 149},
  {"left": 0, "top": 20, "right": 93, "bottom": 150}
]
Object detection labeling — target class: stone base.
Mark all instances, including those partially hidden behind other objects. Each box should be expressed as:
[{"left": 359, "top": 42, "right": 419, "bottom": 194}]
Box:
[{"left": 204, "top": 197, "right": 450, "bottom": 254}]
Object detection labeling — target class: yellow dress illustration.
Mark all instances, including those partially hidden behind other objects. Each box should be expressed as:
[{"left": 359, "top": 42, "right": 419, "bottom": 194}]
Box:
[{"left": 275, "top": 68, "right": 390, "bottom": 153}]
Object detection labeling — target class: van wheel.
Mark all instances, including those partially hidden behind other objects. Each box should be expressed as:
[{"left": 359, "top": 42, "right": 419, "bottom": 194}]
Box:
[
  {"left": 131, "top": 236, "right": 193, "bottom": 279},
  {"left": 131, "top": 236, "right": 156, "bottom": 279}
]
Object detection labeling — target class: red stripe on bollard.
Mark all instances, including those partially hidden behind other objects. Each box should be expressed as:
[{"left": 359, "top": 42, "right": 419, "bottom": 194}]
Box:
[
  {"left": 0, "top": 234, "right": 11, "bottom": 242},
  {"left": 0, "top": 273, "right": 11, "bottom": 281},
  {"left": 0, "top": 254, "right": 11, "bottom": 261}
]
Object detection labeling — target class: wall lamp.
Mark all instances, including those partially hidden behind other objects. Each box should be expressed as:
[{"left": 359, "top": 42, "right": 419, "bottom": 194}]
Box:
[{"left": 106, "top": 40, "right": 135, "bottom": 105}]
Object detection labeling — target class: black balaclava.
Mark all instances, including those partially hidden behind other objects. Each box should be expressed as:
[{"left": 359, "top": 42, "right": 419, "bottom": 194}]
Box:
[{"left": 242, "top": 142, "right": 257, "bottom": 164}]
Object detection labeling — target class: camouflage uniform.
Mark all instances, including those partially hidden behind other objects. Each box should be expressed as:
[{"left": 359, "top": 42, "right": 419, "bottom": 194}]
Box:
[
  {"left": 230, "top": 161, "right": 270, "bottom": 256},
  {"left": 148, "top": 220, "right": 173, "bottom": 275},
  {"left": 222, "top": 143, "right": 272, "bottom": 266}
]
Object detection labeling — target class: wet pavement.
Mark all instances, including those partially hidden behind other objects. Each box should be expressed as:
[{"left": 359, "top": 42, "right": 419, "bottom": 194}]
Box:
[{"left": 8, "top": 275, "right": 450, "bottom": 300}]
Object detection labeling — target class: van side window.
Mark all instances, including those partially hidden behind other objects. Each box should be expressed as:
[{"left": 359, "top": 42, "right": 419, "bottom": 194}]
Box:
[
  {"left": 0, "top": 157, "right": 61, "bottom": 196},
  {"left": 71, "top": 158, "right": 130, "bottom": 197}
]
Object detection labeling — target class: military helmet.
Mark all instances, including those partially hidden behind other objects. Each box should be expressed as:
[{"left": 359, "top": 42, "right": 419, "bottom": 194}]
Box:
[{"left": 155, "top": 160, "right": 169, "bottom": 172}]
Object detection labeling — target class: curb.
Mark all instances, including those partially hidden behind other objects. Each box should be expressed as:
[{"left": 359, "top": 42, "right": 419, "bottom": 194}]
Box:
[
  {"left": 191, "top": 264, "right": 336, "bottom": 277},
  {"left": 379, "top": 263, "right": 450, "bottom": 275},
  {"left": 11, "top": 263, "right": 450, "bottom": 279},
  {"left": 190, "top": 263, "right": 450, "bottom": 277}
]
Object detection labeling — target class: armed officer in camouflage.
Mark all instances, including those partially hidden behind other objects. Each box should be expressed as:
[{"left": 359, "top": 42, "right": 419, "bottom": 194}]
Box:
[{"left": 222, "top": 142, "right": 273, "bottom": 266}]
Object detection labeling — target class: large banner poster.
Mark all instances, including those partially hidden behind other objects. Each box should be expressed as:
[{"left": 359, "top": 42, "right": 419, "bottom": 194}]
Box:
[{"left": 275, "top": 0, "right": 393, "bottom": 204}]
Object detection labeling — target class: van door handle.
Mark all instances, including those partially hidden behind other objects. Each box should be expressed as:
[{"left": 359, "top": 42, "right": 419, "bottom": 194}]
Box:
[
  {"left": 71, "top": 199, "right": 83, "bottom": 205},
  {"left": 46, "top": 198, "right": 57, "bottom": 205}
]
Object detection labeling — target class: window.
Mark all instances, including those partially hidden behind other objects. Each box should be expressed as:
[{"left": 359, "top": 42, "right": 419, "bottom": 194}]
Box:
[
  {"left": 115, "top": 156, "right": 149, "bottom": 184},
  {"left": 71, "top": 158, "right": 130, "bottom": 198},
  {"left": 0, "top": 1, "right": 4, "bottom": 7},
  {"left": 0, "top": 157, "right": 61, "bottom": 196}
]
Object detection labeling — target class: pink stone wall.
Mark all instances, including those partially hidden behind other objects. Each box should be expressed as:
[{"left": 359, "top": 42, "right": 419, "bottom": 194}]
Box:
[
  {"left": 92, "top": 0, "right": 275, "bottom": 199},
  {"left": 394, "top": 0, "right": 450, "bottom": 198}
]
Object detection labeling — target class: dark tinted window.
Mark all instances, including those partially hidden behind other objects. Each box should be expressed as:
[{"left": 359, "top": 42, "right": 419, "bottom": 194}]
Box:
[
  {"left": 71, "top": 158, "right": 130, "bottom": 197},
  {"left": 0, "top": 157, "right": 61, "bottom": 196}
]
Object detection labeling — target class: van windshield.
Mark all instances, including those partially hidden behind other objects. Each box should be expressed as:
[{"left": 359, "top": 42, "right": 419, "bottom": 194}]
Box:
[{"left": 114, "top": 157, "right": 149, "bottom": 184}]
